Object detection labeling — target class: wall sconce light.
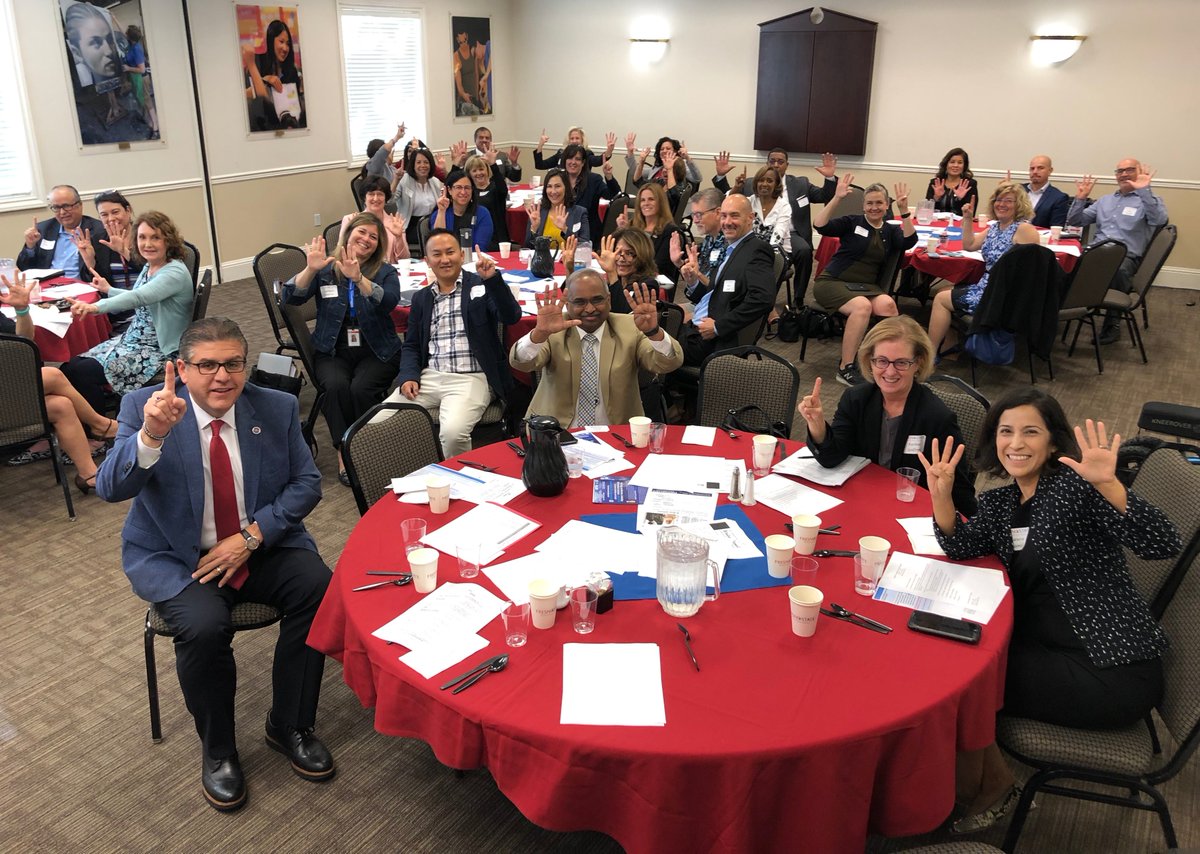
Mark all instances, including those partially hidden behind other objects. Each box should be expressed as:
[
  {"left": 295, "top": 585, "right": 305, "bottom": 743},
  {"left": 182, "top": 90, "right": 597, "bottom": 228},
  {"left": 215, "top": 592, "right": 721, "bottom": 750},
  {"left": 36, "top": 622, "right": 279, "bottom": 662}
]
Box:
[
  {"left": 1029, "top": 35, "right": 1086, "bottom": 66},
  {"left": 629, "top": 16, "right": 670, "bottom": 67}
]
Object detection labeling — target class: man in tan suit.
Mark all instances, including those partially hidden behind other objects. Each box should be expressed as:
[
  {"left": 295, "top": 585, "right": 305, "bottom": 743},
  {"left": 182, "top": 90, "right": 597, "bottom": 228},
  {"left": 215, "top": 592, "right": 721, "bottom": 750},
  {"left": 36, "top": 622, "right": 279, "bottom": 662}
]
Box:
[{"left": 510, "top": 269, "right": 682, "bottom": 427}]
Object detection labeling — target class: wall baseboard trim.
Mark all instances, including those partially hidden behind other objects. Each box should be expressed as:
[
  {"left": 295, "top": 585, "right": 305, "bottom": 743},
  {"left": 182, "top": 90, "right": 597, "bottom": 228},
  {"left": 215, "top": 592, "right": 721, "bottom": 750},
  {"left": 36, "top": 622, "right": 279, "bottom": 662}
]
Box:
[
  {"left": 221, "top": 256, "right": 256, "bottom": 283},
  {"left": 1157, "top": 267, "right": 1200, "bottom": 291}
]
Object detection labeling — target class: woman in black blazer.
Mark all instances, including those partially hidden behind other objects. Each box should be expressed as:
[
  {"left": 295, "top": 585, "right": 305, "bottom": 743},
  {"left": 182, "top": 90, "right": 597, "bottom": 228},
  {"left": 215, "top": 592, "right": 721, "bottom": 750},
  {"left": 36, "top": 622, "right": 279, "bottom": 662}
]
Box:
[
  {"left": 924, "top": 147, "right": 979, "bottom": 216},
  {"left": 811, "top": 176, "right": 917, "bottom": 386},
  {"left": 561, "top": 144, "right": 620, "bottom": 242}
]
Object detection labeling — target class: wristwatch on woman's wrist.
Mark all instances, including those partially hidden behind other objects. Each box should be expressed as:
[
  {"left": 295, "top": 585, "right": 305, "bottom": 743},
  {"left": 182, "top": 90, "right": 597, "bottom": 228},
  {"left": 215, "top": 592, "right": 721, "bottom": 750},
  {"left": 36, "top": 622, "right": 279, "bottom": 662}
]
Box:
[{"left": 900, "top": 212, "right": 911, "bottom": 219}]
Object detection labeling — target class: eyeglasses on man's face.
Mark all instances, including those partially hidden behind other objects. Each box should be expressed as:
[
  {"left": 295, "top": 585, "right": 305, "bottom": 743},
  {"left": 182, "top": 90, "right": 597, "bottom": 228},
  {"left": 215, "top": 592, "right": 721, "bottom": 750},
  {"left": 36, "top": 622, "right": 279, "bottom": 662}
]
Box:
[
  {"left": 186, "top": 358, "right": 248, "bottom": 375},
  {"left": 567, "top": 296, "right": 610, "bottom": 309},
  {"left": 49, "top": 201, "right": 82, "bottom": 213}
]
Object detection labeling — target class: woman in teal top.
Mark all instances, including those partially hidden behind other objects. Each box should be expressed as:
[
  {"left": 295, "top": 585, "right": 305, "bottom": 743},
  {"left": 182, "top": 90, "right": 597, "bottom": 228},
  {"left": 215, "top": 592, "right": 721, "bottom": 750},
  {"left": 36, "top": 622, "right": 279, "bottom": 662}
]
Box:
[{"left": 62, "top": 210, "right": 194, "bottom": 411}]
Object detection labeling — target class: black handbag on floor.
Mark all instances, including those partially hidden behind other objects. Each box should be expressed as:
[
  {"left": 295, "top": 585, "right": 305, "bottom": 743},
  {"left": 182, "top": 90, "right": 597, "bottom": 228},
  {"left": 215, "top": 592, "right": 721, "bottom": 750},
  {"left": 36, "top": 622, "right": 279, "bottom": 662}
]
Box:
[
  {"left": 249, "top": 368, "right": 303, "bottom": 398},
  {"left": 721, "top": 405, "right": 788, "bottom": 439}
]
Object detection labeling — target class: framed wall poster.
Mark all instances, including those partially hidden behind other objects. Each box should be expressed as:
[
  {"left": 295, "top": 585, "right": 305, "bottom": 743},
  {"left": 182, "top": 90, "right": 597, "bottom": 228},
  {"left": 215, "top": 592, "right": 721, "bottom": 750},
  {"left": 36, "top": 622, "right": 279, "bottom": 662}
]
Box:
[
  {"left": 451, "top": 15, "right": 492, "bottom": 119},
  {"left": 59, "top": 0, "right": 161, "bottom": 145},
  {"left": 236, "top": 4, "right": 307, "bottom": 133}
]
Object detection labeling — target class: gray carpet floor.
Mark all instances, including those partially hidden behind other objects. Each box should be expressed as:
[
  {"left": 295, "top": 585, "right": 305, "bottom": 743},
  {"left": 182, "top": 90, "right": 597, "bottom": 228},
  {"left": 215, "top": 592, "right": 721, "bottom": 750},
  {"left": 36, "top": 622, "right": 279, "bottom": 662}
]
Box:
[{"left": 1, "top": 273, "right": 1197, "bottom": 852}]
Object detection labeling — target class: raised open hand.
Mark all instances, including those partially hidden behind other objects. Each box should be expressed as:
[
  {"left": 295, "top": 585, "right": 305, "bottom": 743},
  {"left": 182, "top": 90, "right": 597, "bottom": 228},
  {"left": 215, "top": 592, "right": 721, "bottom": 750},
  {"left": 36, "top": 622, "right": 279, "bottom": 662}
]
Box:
[
  {"left": 669, "top": 231, "right": 684, "bottom": 267},
  {"left": 451, "top": 139, "right": 468, "bottom": 165},
  {"left": 815, "top": 152, "right": 837, "bottom": 178},
  {"left": 561, "top": 234, "right": 578, "bottom": 270},
  {"left": 660, "top": 147, "right": 677, "bottom": 169},
  {"left": 549, "top": 204, "right": 568, "bottom": 230},
  {"left": 714, "top": 151, "right": 733, "bottom": 176},
  {"left": 1075, "top": 174, "right": 1095, "bottom": 199},
  {"left": 1131, "top": 164, "right": 1156, "bottom": 190},
  {"left": 434, "top": 152, "right": 447, "bottom": 173},
  {"left": 932, "top": 177, "right": 946, "bottom": 200},
  {"left": 508, "top": 146, "right": 520, "bottom": 164},
  {"left": 142, "top": 360, "right": 187, "bottom": 440},
  {"left": 525, "top": 198, "right": 542, "bottom": 230},
  {"left": 604, "top": 132, "right": 617, "bottom": 155},
  {"left": 1059, "top": 419, "right": 1121, "bottom": 486},
  {"left": 625, "top": 132, "right": 637, "bottom": 155},
  {"left": 598, "top": 234, "right": 618, "bottom": 275},
  {"left": 916, "top": 437, "right": 964, "bottom": 504},
  {"left": 797, "top": 376, "right": 825, "bottom": 434},
  {"left": 382, "top": 211, "right": 405, "bottom": 238},
  {"left": 70, "top": 227, "right": 96, "bottom": 271},
  {"left": 0, "top": 269, "right": 31, "bottom": 309},
  {"left": 304, "top": 236, "right": 333, "bottom": 272},
  {"left": 892, "top": 182, "right": 910, "bottom": 213},
  {"left": 629, "top": 281, "right": 659, "bottom": 332},
  {"left": 336, "top": 253, "right": 362, "bottom": 283},
  {"left": 953, "top": 181, "right": 972, "bottom": 200},
  {"left": 639, "top": 146, "right": 652, "bottom": 163},
  {"left": 533, "top": 287, "right": 579, "bottom": 337},
  {"left": 833, "top": 172, "right": 855, "bottom": 199},
  {"left": 99, "top": 222, "right": 130, "bottom": 259}
]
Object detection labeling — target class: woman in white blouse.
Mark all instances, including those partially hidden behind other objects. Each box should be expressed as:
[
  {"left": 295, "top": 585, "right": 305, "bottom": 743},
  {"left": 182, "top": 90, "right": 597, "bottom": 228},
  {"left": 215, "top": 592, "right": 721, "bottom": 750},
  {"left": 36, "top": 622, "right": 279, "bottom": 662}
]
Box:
[{"left": 748, "top": 166, "right": 793, "bottom": 253}]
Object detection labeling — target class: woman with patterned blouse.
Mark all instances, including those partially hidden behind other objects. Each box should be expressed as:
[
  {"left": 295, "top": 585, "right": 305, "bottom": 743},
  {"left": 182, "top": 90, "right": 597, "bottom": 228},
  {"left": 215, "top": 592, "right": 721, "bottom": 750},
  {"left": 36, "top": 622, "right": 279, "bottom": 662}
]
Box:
[{"left": 920, "top": 388, "right": 1182, "bottom": 834}]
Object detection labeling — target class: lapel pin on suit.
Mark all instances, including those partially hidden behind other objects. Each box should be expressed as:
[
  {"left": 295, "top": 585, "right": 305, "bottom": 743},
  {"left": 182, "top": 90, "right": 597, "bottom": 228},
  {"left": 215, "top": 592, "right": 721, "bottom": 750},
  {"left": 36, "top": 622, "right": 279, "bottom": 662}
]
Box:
[{"left": 252, "top": 426, "right": 261, "bottom": 435}]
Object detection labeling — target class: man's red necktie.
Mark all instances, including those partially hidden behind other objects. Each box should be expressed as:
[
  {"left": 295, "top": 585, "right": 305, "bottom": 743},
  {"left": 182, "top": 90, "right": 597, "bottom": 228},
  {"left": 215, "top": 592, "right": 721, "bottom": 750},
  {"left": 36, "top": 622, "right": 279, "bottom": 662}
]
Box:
[{"left": 209, "top": 420, "right": 247, "bottom": 589}]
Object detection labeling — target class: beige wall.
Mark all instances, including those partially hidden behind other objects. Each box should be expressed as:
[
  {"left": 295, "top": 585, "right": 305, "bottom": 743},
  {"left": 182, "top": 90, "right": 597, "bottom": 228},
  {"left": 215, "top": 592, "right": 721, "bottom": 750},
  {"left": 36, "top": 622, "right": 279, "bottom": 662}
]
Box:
[{"left": 5, "top": 0, "right": 1197, "bottom": 282}]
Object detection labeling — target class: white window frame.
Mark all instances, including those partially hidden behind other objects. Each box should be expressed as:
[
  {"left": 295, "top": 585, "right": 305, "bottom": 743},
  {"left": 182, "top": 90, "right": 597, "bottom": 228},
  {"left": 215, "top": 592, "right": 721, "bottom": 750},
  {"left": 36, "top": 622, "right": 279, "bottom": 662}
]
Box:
[
  {"left": 336, "top": 2, "right": 428, "bottom": 168},
  {"left": 0, "top": 0, "right": 43, "bottom": 208}
]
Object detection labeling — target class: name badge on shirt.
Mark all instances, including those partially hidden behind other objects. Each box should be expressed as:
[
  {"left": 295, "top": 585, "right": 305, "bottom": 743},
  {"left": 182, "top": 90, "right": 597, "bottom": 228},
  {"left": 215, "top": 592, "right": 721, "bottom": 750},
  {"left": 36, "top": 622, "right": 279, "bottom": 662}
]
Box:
[
  {"left": 320, "top": 284, "right": 339, "bottom": 299},
  {"left": 470, "top": 284, "right": 485, "bottom": 300},
  {"left": 572, "top": 221, "right": 581, "bottom": 233},
  {"left": 709, "top": 249, "right": 720, "bottom": 265},
  {"left": 722, "top": 279, "right": 736, "bottom": 293},
  {"left": 40, "top": 238, "right": 56, "bottom": 250},
  {"left": 854, "top": 225, "right": 869, "bottom": 238},
  {"left": 1121, "top": 206, "right": 1139, "bottom": 217},
  {"left": 1011, "top": 527, "right": 1030, "bottom": 551},
  {"left": 796, "top": 196, "right": 810, "bottom": 208},
  {"left": 903, "top": 434, "right": 926, "bottom": 454},
  {"left": 347, "top": 328, "right": 362, "bottom": 347}
]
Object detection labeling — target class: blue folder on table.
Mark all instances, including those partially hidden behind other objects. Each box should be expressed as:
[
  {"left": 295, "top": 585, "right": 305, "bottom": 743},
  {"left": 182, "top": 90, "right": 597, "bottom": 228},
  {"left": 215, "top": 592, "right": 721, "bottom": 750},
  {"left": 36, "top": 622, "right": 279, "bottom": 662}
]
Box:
[{"left": 580, "top": 504, "right": 789, "bottom": 601}]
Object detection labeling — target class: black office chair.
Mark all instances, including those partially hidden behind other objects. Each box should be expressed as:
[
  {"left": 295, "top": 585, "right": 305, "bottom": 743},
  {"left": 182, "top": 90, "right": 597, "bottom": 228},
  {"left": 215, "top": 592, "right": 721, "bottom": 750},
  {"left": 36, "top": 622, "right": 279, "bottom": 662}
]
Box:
[
  {"left": 342, "top": 402, "right": 443, "bottom": 516},
  {"left": 1099, "top": 224, "right": 1176, "bottom": 362},
  {"left": 696, "top": 346, "right": 801, "bottom": 436},
  {"left": 278, "top": 300, "right": 324, "bottom": 455},
  {"left": 252, "top": 243, "right": 306, "bottom": 355},
  {"left": 1058, "top": 239, "right": 1128, "bottom": 375},
  {"left": 323, "top": 221, "right": 343, "bottom": 251},
  {"left": 181, "top": 240, "right": 201, "bottom": 290},
  {"left": 190, "top": 268, "right": 212, "bottom": 322}
]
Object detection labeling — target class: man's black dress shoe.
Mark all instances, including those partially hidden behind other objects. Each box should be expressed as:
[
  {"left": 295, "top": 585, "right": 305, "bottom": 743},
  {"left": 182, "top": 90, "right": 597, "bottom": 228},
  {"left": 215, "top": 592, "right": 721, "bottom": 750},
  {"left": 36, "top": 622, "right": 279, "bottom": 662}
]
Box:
[
  {"left": 1097, "top": 324, "right": 1122, "bottom": 345},
  {"left": 265, "top": 716, "right": 335, "bottom": 781},
  {"left": 202, "top": 754, "right": 247, "bottom": 812}
]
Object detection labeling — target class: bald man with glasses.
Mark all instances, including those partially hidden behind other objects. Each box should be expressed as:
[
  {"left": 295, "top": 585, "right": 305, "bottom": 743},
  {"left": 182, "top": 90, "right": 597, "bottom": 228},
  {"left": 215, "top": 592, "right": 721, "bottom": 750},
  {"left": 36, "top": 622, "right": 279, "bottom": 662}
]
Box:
[{"left": 18, "top": 184, "right": 114, "bottom": 282}]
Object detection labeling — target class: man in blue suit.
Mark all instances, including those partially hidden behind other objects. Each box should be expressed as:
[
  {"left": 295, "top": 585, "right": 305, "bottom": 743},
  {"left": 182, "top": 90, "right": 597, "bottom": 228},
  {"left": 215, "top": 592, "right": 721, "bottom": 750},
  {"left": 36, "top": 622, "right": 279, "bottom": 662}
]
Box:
[
  {"left": 1024, "top": 155, "right": 1070, "bottom": 228},
  {"left": 97, "top": 317, "right": 332, "bottom": 812},
  {"left": 389, "top": 228, "right": 520, "bottom": 456}
]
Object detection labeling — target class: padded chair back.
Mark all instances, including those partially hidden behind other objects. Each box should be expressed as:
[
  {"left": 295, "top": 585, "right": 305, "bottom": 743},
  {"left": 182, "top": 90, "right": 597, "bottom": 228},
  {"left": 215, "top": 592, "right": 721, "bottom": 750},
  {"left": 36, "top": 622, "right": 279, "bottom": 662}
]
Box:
[
  {"left": 191, "top": 268, "right": 212, "bottom": 322},
  {"left": 351, "top": 174, "right": 367, "bottom": 210},
  {"left": 657, "top": 301, "right": 685, "bottom": 342},
  {"left": 0, "top": 334, "right": 74, "bottom": 518},
  {"left": 601, "top": 195, "right": 632, "bottom": 239},
  {"left": 252, "top": 243, "right": 306, "bottom": 354},
  {"left": 343, "top": 402, "right": 443, "bottom": 515},
  {"left": 837, "top": 186, "right": 866, "bottom": 217},
  {"left": 417, "top": 215, "right": 433, "bottom": 252},
  {"left": 278, "top": 300, "right": 321, "bottom": 385},
  {"left": 1129, "top": 224, "right": 1177, "bottom": 303},
  {"left": 1060, "top": 239, "right": 1127, "bottom": 312},
  {"left": 1124, "top": 446, "right": 1200, "bottom": 610},
  {"left": 925, "top": 374, "right": 989, "bottom": 481},
  {"left": 697, "top": 346, "right": 800, "bottom": 435},
  {"left": 672, "top": 183, "right": 695, "bottom": 227},
  {"left": 181, "top": 241, "right": 200, "bottom": 289},
  {"left": 323, "top": 221, "right": 344, "bottom": 251},
  {"left": 876, "top": 246, "right": 904, "bottom": 293},
  {"left": 1157, "top": 546, "right": 1200, "bottom": 754}
]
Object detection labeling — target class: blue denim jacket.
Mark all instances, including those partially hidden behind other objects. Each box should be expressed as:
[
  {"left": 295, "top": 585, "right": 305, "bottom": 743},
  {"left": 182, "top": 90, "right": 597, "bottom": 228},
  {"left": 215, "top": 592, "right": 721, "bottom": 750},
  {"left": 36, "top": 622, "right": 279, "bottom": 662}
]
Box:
[{"left": 282, "top": 262, "right": 401, "bottom": 361}]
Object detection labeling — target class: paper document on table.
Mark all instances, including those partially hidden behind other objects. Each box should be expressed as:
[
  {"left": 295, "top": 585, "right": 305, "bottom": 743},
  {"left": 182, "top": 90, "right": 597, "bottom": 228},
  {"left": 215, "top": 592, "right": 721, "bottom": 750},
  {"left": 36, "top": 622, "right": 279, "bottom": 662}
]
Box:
[
  {"left": 561, "top": 643, "right": 666, "bottom": 726},
  {"left": 636, "top": 488, "right": 718, "bottom": 532},
  {"left": 537, "top": 519, "right": 655, "bottom": 577},
  {"left": 483, "top": 552, "right": 593, "bottom": 605},
  {"left": 392, "top": 463, "right": 525, "bottom": 505},
  {"left": 1052, "top": 243, "right": 1081, "bottom": 257},
  {"left": 628, "top": 454, "right": 747, "bottom": 494},
  {"left": 772, "top": 447, "right": 868, "bottom": 486},
  {"left": 21, "top": 304, "right": 73, "bottom": 336},
  {"left": 680, "top": 517, "right": 763, "bottom": 559},
  {"left": 571, "top": 432, "right": 630, "bottom": 477},
  {"left": 896, "top": 517, "right": 946, "bottom": 556},
  {"left": 398, "top": 632, "right": 489, "bottom": 679},
  {"left": 873, "top": 552, "right": 1009, "bottom": 623},
  {"left": 421, "top": 502, "right": 541, "bottom": 565},
  {"left": 753, "top": 474, "right": 844, "bottom": 518},
  {"left": 20, "top": 268, "right": 64, "bottom": 281},
  {"left": 38, "top": 282, "right": 97, "bottom": 299},
  {"left": 681, "top": 425, "right": 716, "bottom": 446},
  {"left": 373, "top": 582, "right": 507, "bottom": 649}
]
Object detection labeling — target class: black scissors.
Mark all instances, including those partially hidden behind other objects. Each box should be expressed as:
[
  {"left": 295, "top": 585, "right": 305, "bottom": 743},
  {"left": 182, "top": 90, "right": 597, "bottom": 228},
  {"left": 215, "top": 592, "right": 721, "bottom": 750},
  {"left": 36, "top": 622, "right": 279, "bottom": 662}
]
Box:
[{"left": 813, "top": 549, "right": 858, "bottom": 558}]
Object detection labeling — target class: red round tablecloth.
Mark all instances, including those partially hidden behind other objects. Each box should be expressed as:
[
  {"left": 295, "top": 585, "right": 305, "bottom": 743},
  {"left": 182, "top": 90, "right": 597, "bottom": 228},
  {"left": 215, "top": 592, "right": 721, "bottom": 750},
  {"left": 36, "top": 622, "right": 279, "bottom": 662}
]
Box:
[
  {"left": 814, "top": 225, "right": 1079, "bottom": 286},
  {"left": 504, "top": 184, "right": 608, "bottom": 247},
  {"left": 309, "top": 429, "right": 1011, "bottom": 854},
  {"left": 26, "top": 279, "right": 111, "bottom": 362}
]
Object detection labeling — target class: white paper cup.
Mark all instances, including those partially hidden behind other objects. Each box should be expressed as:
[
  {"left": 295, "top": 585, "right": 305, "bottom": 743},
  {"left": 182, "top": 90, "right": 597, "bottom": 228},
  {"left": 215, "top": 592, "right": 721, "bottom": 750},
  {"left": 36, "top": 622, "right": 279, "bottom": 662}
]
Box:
[
  {"left": 977, "top": 214, "right": 989, "bottom": 227},
  {"left": 1039, "top": 230, "right": 1051, "bottom": 246},
  {"left": 896, "top": 467, "right": 920, "bottom": 502},
  {"left": 408, "top": 547, "right": 439, "bottom": 593},
  {"left": 426, "top": 476, "right": 451, "bottom": 514},
  {"left": 499, "top": 241, "right": 512, "bottom": 259},
  {"left": 1049, "top": 226, "right": 1062, "bottom": 244},
  {"left": 528, "top": 579, "right": 559, "bottom": 629},
  {"left": 926, "top": 236, "right": 939, "bottom": 253},
  {"left": 629, "top": 416, "right": 652, "bottom": 448},
  {"left": 764, "top": 534, "right": 795, "bottom": 579},
  {"left": 398, "top": 259, "right": 411, "bottom": 275},
  {"left": 751, "top": 434, "right": 777, "bottom": 475},
  {"left": 789, "top": 585, "right": 824, "bottom": 637},
  {"left": 857, "top": 536, "right": 891, "bottom": 594},
  {"left": 531, "top": 175, "right": 542, "bottom": 188},
  {"left": 791, "top": 514, "right": 822, "bottom": 555}
]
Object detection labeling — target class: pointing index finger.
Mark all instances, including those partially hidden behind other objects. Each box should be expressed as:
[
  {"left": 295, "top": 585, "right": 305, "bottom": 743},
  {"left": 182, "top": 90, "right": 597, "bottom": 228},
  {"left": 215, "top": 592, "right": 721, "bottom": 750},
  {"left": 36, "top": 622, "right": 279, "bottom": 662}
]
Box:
[
  {"left": 812, "top": 376, "right": 822, "bottom": 398},
  {"left": 163, "top": 360, "right": 176, "bottom": 395}
]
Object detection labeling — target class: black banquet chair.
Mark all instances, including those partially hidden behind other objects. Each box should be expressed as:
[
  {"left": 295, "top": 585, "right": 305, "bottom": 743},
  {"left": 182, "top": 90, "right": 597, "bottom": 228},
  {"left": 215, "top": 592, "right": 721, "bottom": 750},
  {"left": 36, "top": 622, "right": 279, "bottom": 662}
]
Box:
[
  {"left": 342, "top": 402, "right": 443, "bottom": 516},
  {"left": 252, "top": 243, "right": 307, "bottom": 355},
  {"left": 696, "top": 345, "right": 800, "bottom": 436}
]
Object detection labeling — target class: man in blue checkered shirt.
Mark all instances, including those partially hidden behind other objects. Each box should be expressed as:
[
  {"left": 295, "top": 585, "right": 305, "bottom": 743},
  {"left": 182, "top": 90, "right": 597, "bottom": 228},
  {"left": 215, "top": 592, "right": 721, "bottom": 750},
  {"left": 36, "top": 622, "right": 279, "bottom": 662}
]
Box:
[{"left": 391, "top": 229, "right": 521, "bottom": 455}]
